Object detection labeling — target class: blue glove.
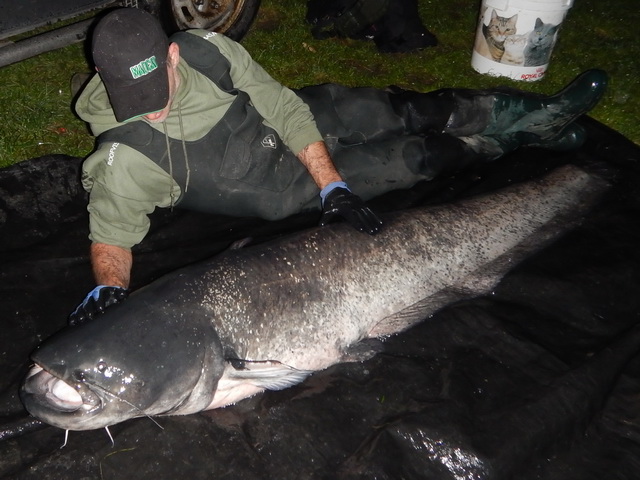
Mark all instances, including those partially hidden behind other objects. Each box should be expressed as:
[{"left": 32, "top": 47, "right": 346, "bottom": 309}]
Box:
[
  {"left": 319, "top": 182, "right": 383, "bottom": 235},
  {"left": 68, "top": 285, "right": 128, "bottom": 326}
]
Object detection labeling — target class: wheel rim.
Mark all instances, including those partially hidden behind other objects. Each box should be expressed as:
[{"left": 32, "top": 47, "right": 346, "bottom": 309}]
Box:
[{"left": 170, "top": 0, "right": 247, "bottom": 31}]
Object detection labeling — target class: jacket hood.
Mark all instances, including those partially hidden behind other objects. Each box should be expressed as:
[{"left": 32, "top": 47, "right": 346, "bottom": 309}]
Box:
[{"left": 74, "top": 73, "right": 122, "bottom": 136}]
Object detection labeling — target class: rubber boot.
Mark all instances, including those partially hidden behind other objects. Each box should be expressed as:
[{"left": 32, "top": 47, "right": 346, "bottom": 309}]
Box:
[
  {"left": 443, "top": 69, "right": 608, "bottom": 151},
  {"left": 458, "top": 122, "right": 588, "bottom": 163}
]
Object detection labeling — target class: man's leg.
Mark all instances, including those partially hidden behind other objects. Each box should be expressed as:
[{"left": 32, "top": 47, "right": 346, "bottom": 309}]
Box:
[
  {"left": 296, "top": 70, "right": 607, "bottom": 202},
  {"left": 329, "top": 134, "right": 494, "bottom": 201},
  {"left": 299, "top": 70, "right": 606, "bottom": 161},
  {"left": 390, "top": 69, "right": 608, "bottom": 156},
  {"left": 296, "top": 83, "right": 409, "bottom": 145}
]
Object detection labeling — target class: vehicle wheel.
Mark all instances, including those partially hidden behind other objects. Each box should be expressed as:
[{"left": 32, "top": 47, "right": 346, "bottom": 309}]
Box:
[{"left": 153, "top": 0, "right": 261, "bottom": 41}]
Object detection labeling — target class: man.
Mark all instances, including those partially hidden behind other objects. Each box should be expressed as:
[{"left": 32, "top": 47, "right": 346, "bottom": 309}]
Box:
[{"left": 70, "top": 8, "right": 607, "bottom": 324}]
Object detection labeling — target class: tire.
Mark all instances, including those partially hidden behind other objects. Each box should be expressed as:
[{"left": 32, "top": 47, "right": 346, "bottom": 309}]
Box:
[{"left": 146, "top": 0, "right": 260, "bottom": 41}]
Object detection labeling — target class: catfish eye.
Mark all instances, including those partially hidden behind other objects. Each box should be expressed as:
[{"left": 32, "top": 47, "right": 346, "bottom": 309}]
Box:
[{"left": 96, "top": 361, "right": 108, "bottom": 373}]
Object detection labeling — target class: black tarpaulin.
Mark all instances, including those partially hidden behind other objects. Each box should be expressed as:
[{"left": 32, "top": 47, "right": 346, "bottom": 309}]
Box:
[{"left": 1, "top": 117, "right": 640, "bottom": 479}]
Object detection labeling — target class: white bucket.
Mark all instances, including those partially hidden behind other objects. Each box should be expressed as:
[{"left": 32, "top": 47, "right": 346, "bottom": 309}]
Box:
[{"left": 471, "top": 0, "right": 573, "bottom": 81}]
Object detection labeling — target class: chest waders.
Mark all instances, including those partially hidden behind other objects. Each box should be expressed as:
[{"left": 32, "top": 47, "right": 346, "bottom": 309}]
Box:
[
  {"left": 97, "top": 32, "right": 320, "bottom": 221},
  {"left": 294, "top": 70, "right": 606, "bottom": 201}
]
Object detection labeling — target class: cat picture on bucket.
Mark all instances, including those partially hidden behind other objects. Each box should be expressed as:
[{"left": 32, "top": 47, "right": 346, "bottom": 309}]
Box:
[
  {"left": 474, "top": 8, "right": 519, "bottom": 62},
  {"left": 523, "top": 17, "right": 560, "bottom": 66},
  {"left": 472, "top": 0, "right": 571, "bottom": 82},
  {"left": 501, "top": 34, "right": 528, "bottom": 65}
]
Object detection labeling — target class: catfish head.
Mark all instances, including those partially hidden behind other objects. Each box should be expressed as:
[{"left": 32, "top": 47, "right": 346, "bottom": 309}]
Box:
[{"left": 21, "top": 282, "right": 225, "bottom": 431}]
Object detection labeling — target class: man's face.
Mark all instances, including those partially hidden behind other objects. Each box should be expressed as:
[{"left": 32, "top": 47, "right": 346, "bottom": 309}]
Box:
[{"left": 143, "top": 43, "right": 180, "bottom": 124}]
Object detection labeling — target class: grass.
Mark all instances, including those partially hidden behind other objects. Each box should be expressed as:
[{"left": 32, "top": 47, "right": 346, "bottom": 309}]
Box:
[{"left": 0, "top": 0, "right": 638, "bottom": 168}]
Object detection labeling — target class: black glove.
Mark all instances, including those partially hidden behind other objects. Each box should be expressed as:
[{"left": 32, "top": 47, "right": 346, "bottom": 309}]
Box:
[
  {"left": 319, "top": 182, "right": 383, "bottom": 235},
  {"left": 69, "top": 285, "right": 129, "bottom": 326}
]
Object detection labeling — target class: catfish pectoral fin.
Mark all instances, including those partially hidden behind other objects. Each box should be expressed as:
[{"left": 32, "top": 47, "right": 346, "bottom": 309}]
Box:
[{"left": 224, "top": 359, "right": 313, "bottom": 391}]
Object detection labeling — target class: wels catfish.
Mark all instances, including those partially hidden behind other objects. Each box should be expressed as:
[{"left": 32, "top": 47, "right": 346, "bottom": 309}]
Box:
[{"left": 21, "top": 165, "right": 608, "bottom": 431}]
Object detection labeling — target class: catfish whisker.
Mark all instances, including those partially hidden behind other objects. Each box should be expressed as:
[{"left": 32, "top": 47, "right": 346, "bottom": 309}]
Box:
[
  {"left": 60, "top": 429, "right": 69, "bottom": 449},
  {"left": 104, "top": 426, "right": 115, "bottom": 447},
  {"left": 89, "top": 384, "right": 164, "bottom": 431}
]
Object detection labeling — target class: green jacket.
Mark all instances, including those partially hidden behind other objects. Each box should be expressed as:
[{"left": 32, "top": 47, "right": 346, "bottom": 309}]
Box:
[{"left": 76, "top": 29, "right": 323, "bottom": 249}]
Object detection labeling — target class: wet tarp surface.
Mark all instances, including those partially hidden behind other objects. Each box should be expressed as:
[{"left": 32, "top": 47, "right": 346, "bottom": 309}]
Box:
[{"left": 1, "top": 117, "right": 639, "bottom": 479}]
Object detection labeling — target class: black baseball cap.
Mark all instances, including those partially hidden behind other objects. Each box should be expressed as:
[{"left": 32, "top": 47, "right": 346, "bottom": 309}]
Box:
[{"left": 92, "top": 8, "right": 170, "bottom": 123}]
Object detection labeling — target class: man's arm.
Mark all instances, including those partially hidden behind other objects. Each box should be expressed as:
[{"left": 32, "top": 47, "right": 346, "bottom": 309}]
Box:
[
  {"left": 68, "top": 243, "right": 131, "bottom": 325},
  {"left": 296, "top": 141, "right": 342, "bottom": 189},
  {"left": 91, "top": 242, "right": 132, "bottom": 288}
]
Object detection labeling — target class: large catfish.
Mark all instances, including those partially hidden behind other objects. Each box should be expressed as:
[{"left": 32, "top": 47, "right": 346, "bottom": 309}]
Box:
[{"left": 21, "top": 165, "right": 608, "bottom": 431}]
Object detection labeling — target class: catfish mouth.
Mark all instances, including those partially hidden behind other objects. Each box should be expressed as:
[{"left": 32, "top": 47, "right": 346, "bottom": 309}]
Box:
[{"left": 21, "top": 364, "right": 105, "bottom": 427}]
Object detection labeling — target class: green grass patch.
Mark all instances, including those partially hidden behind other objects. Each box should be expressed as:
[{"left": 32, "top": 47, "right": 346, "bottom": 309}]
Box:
[
  {"left": 0, "top": 43, "right": 94, "bottom": 167},
  {"left": 0, "top": 0, "right": 637, "bottom": 168}
]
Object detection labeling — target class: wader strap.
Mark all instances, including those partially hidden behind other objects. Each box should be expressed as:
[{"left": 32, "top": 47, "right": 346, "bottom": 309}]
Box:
[{"left": 169, "top": 32, "right": 237, "bottom": 94}]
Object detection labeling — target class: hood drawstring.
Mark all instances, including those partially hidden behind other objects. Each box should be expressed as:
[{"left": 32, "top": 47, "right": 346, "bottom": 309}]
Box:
[
  {"left": 163, "top": 101, "right": 191, "bottom": 210},
  {"left": 178, "top": 102, "right": 191, "bottom": 193},
  {"left": 162, "top": 121, "right": 174, "bottom": 209}
]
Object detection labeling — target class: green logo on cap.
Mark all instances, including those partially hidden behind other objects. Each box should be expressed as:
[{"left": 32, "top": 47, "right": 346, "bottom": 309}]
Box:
[{"left": 129, "top": 56, "right": 158, "bottom": 79}]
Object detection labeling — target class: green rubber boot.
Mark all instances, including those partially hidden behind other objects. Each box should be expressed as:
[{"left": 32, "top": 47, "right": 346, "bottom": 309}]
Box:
[
  {"left": 444, "top": 69, "right": 607, "bottom": 152},
  {"left": 457, "top": 122, "right": 587, "bottom": 163}
]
